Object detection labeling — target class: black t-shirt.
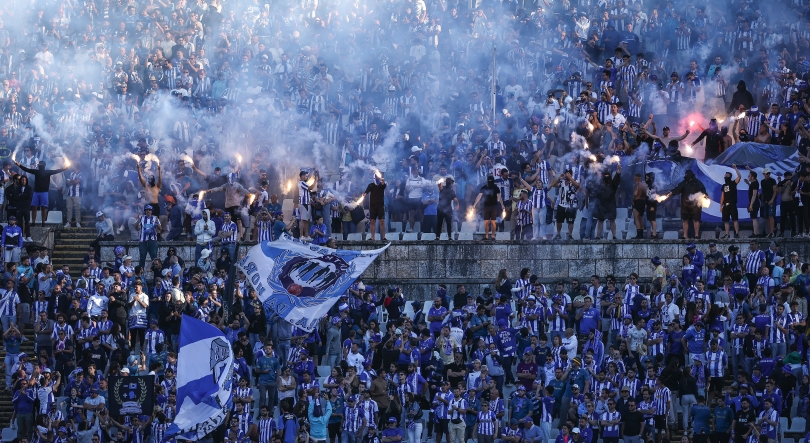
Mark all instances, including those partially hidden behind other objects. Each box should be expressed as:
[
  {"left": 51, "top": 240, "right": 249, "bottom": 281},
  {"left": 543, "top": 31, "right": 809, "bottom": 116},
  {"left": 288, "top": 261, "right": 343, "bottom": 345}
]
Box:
[
  {"left": 733, "top": 408, "right": 756, "bottom": 435},
  {"left": 445, "top": 362, "right": 466, "bottom": 388},
  {"left": 761, "top": 177, "right": 777, "bottom": 202},
  {"left": 623, "top": 410, "right": 645, "bottom": 436},
  {"left": 748, "top": 180, "right": 760, "bottom": 205},
  {"left": 722, "top": 180, "right": 738, "bottom": 205},
  {"left": 364, "top": 182, "right": 387, "bottom": 207},
  {"left": 480, "top": 183, "right": 500, "bottom": 206},
  {"left": 438, "top": 187, "right": 456, "bottom": 212}
]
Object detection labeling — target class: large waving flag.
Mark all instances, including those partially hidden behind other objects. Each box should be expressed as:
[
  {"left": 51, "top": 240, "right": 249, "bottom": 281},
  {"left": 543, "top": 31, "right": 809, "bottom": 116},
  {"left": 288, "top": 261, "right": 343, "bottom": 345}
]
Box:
[
  {"left": 164, "top": 315, "right": 234, "bottom": 441},
  {"left": 237, "top": 234, "right": 388, "bottom": 331}
]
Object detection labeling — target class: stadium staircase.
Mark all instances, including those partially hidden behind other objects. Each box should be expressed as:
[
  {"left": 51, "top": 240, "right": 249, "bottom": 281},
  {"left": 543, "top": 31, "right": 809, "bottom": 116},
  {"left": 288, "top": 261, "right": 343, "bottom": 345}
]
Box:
[
  {"left": 51, "top": 213, "right": 103, "bottom": 271},
  {"left": 0, "top": 324, "right": 36, "bottom": 427}
]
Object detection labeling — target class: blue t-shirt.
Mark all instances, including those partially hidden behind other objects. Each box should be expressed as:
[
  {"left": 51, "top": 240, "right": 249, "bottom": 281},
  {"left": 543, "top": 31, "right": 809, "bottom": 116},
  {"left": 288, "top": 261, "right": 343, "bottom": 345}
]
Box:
[
  {"left": 422, "top": 190, "right": 438, "bottom": 216},
  {"left": 691, "top": 404, "right": 712, "bottom": 434},
  {"left": 578, "top": 307, "right": 600, "bottom": 334},
  {"left": 496, "top": 328, "right": 518, "bottom": 357},
  {"left": 683, "top": 327, "right": 706, "bottom": 354}
]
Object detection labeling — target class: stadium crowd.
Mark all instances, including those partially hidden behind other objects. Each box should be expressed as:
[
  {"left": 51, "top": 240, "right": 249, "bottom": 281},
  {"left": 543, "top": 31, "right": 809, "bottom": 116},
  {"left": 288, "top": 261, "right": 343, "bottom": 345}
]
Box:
[
  {"left": 5, "top": 238, "right": 810, "bottom": 443},
  {"left": 3, "top": 0, "right": 810, "bottom": 441}
]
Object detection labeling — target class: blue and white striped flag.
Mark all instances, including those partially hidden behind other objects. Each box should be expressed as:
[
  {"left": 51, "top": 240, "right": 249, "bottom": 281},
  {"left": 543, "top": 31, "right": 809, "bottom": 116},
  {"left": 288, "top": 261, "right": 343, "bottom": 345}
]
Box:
[
  {"left": 237, "top": 233, "right": 388, "bottom": 331},
  {"left": 163, "top": 315, "right": 234, "bottom": 441}
]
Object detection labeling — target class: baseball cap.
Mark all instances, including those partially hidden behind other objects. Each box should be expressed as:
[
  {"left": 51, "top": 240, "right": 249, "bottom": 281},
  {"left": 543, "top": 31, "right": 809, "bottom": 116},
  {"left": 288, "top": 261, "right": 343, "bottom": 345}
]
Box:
[
  {"left": 96, "top": 211, "right": 104, "bottom": 217},
  {"left": 572, "top": 428, "right": 581, "bottom": 434}
]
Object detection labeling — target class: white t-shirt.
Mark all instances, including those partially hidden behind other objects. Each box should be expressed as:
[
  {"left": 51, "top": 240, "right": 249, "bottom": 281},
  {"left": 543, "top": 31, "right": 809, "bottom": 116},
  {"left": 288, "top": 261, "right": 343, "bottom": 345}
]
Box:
[
  {"left": 129, "top": 292, "right": 149, "bottom": 317},
  {"left": 628, "top": 327, "right": 648, "bottom": 352}
]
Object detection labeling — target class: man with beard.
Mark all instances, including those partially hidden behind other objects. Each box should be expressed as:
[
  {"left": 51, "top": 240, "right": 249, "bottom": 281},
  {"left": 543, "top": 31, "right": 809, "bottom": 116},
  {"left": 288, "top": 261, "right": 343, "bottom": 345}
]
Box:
[{"left": 690, "top": 118, "right": 725, "bottom": 161}]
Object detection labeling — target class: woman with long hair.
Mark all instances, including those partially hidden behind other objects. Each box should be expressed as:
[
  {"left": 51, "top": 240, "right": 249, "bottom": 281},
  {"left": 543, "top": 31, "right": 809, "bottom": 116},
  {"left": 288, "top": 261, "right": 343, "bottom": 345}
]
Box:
[
  {"left": 404, "top": 392, "right": 423, "bottom": 443},
  {"left": 495, "top": 269, "right": 512, "bottom": 297}
]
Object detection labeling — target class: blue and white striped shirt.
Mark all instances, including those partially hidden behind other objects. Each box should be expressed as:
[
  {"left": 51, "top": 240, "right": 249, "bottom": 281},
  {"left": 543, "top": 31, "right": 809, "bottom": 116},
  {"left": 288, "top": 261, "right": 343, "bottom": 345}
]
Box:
[
  {"left": 771, "top": 314, "right": 787, "bottom": 343},
  {"left": 433, "top": 391, "right": 452, "bottom": 419},
  {"left": 139, "top": 215, "right": 160, "bottom": 241},
  {"left": 67, "top": 172, "right": 82, "bottom": 197},
  {"left": 0, "top": 290, "right": 20, "bottom": 316},
  {"left": 531, "top": 187, "right": 548, "bottom": 209},
  {"left": 256, "top": 220, "right": 272, "bottom": 242},
  {"left": 477, "top": 410, "right": 497, "bottom": 435},
  {"left": 257, "top": 417, "right": 276, "bottom": 443},
  {"left": 144, "top": 329, "right": 165, "bottom": 354},
  {"left": 601, "top": 410, "right": 621, "bottom": 436},
  {"left": 745, "top": 250, "right": 765, "bottom": 274},
  {"left": 221, "top": 221, "right": 238, "bottom": 244},
  {"left": 342, "top": 406, "right": 365, "bottom": 432},
  {"left": 704, "top": 349, "right": 726, "bottom": 377},
  {"left": 653, "top": 386, "right": 671, "bottom": 415},
  {"left": 298, "top": 180, "right": 311, "bottom": 205}
]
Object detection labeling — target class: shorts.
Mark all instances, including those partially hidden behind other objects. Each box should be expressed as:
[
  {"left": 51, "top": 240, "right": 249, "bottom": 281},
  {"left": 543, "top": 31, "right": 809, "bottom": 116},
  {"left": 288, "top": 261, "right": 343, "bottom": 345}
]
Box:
[
  {"left": 368, "top": 205, "right": 385, "bottom": 220},
  {"left": 3, "top": 247, "right": 20, "bottom": 263},
  {"left": 654, "top": 415, "right": 667, "bottom": 430},
  {"left": 32, "top": 191, "right": 49, "bottom": 207},
  {"left": 555, "top": 207, "right": 576, "bottom": 224},
  {"left": 225, "top": 206, "right": 242, "bottom": 221},
  {"left": 298, "top": 204, "right": 311, "bottom": 221},
  {"left": 722, "top": 204, "right": 739, "bottom": 222},
  {"left": 633, "top": 199, "right": 646, "bottom": 214},
  {"left": 483, "top": 205, "right": 500, "bottom": 221},
  {"left": 749, "top": 202, "right": 760, "bottom": 217},
  {"left": 407, "top": 198, "right": 423, "bottom": 211},
  {"left": 709, "top": 376, "right": 725, "bottom": 394},
  {"left": 681, "top": 209, "right": 702, "bottom": 222},
  {"left": 646, "top": 201, "right": 658, "bottom": 220},
  {"left": 761, "top": 202, "right": 775, "bottom": 218}
]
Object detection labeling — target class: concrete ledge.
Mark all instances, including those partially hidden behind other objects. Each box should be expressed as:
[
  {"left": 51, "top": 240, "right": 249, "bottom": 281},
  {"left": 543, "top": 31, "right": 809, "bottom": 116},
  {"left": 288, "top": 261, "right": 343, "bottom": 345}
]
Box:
[{"left": 98, "top": 238, "right": 810, "bottom": 301}]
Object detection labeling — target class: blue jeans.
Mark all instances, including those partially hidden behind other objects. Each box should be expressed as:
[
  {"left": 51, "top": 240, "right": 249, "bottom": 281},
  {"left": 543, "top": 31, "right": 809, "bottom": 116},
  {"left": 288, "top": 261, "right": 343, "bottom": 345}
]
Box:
[
  {"left": 138, "top": 240, "right": 158, "bottom": 268},
  {"left": 731, "top": 349, "right": 744, "bottom": 381},
  {"left": 277, "top": 339, "right": 291, "bottom": 367},
  {"left": 341, "top": 221, "right": 355, "bottom": 239},
  {"left": 772, "top": 341, "right": 786, "bottom": 360},
  {"left": 5, "top": 352, "right": 17, "bottom": 388},
  {"left": 341, "top": 431, "right": 360, "bottom": 443},
  {"left": 1, "top": 315, "right": 15, "bottom": 332}
]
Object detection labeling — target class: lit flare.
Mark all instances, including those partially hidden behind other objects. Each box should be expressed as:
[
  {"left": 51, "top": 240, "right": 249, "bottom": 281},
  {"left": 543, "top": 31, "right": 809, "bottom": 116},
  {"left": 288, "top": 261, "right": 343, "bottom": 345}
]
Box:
[{"left": 466, "top": 207, "right": 476, "bottom": 221}]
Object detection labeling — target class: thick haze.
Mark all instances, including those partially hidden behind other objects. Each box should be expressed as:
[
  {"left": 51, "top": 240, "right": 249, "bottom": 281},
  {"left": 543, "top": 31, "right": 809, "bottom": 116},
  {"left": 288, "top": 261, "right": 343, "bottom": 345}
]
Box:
[{"left": 0, "top": 0, "right": 805, "bottom": 212}]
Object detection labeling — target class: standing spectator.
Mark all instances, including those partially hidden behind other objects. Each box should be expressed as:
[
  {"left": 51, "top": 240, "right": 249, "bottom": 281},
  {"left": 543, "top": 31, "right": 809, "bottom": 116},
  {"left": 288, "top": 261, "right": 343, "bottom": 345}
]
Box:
[
  {"left": 13, "top": 160, "right": 68, "bottom": 228},
  {"left": 663, "top": 170, "right": 707, "bottom": 240},
  {"left": 12, "top": 378, "right": 35, "bottom": 439},
  {"left": 2, "top": 215, "right": 23, "bottom": 265},
  {"left": 358, "top": 173, "right": 387, "bottom": 241},
  {"left": 759, "top": 168, "right": 778, "bottom": 238},
  {"left": 137, "top": 162, "right": 162, "bottom": 217},
  {"left": 64, "top": 163, "right": 83, "bottom": 228},
  {"left": 720, "top": 166, "right": 742, "bottom": 239},
  {"left": 10, "top": 176, "right": 33, "bottom": 243},
  {"left": 165, "top": 196, "right": 184, "bottom": 241},
  {"left": 473, "top": 175, "right": 505, "bottom": 241},
  {"left": 135, "top": 205, "right": 161, "bottom": 269},
  {"left": 436, "top": 178, "right": 458, "bottom": 239}
]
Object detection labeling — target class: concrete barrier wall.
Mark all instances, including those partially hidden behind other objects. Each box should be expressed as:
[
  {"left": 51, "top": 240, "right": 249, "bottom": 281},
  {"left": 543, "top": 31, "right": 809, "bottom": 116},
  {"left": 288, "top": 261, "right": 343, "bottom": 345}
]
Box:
[{"left": 100, "top": 239, "right": 810, "bottom": 301}]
